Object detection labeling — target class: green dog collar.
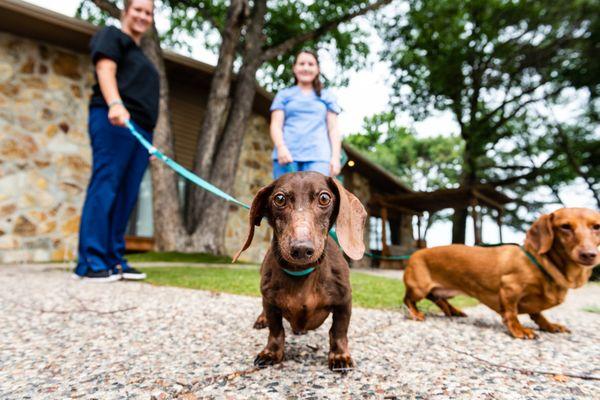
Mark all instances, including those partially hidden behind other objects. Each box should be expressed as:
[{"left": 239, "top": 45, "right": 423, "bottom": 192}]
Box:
[{"left": 520, "top": 246, "right": 553, "bottom": 282}]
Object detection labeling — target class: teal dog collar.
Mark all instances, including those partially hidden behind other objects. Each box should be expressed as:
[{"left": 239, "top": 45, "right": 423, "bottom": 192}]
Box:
[{"left": 282, "top": 267, "right": 316, "bottom": 277}]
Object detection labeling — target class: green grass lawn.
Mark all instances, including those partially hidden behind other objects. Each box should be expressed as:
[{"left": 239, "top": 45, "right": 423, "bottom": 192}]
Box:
[
  {"left": 140, "top": 266, "right": 478, "bottom": 312},
  {"left": 127, "top": 252, "right": 233, "bottom": 264},
  {"left": 582, "top": 305, "right": 600, "bottom": 314}
]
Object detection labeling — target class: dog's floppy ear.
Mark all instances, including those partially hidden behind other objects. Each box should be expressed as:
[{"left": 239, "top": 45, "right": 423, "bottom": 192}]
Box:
[
  {"left": 525, "top": 213, "right": 554, "bottom": 255},
  {"left": 329, "top": 178, "right": 367, "bottom": 260},
  {"left": 232, "top": 183, "right": 275, "bottom": 262}
]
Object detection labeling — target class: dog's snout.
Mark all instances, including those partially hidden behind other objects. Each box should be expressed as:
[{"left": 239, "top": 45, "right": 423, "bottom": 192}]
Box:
[
  {"left": 578, "top": 248, "right": 598, "bottom": 264},
  {"left": 290, "top": 240, "right": 315, "bottom": 260}
]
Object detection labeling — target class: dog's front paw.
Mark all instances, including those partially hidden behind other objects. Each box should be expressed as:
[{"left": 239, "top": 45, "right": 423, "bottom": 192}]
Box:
[
  {"left": 541, "top": 323, "right": 571, "bottom": 334},
  {"left": 254, "top": 349, "right": 284, "bottom": 368},
  {"left": 510, "top": 326, "right": 538, "bottom": 340},
  {"left": 407, "top": 309, "right": 425, "bottom": 321},
  {"left": 328, "top": 351, "right": 354, "bottom": 372},
  {"left": 253, "top": 315, "right": 268, "bottom": 330},
  {"left": 451, "top": 309, "right": 467, "bottom": 317}
]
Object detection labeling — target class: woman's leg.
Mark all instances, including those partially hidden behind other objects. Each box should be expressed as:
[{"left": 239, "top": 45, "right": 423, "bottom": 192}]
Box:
[
  {"left": 107, "top": 124, "right": 151, "bottom": 269},
  {"left": 75, "top": 108, "right": 136, "bottom": 276}
]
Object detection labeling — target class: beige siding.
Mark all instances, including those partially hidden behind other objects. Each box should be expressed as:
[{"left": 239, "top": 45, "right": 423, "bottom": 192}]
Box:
[{"left": 168, "top": 79, "right": 208, "bottom": 169}]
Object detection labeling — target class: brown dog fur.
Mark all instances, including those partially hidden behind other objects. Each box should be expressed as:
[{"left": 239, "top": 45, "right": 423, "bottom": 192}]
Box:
[
  {"left": 233, "top": 172, "right": 367, "bottom": 370},
  {"left": 403, "top": 207, "right": 600, "bottom": 339}
]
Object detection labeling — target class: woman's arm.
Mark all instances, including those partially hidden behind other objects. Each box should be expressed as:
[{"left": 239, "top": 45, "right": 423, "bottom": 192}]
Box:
[
  {"left": 327, "top": 111, "right": 342, "bottom": 176},
  {"left": 96, "top": 58, "right": 130, "bottom": 127},
  {"left": 270, "top": 109, "right": 293, "bottom": 164}
]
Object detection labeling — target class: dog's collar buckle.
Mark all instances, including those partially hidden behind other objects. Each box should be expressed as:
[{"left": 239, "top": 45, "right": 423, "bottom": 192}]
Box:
[{"left": 282, "top": 267, "right": 316, "bottom": 277}]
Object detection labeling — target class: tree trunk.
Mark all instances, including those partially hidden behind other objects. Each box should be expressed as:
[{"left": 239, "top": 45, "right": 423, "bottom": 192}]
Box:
[
  {"left": 556, "top": 125, "right": 600, "bottom": 209},
  {"left": 141, "top": 26, "right": 188, "bottom": 250},
  {"left": 186, "top": 0, "right": 249, "bottom": 231},
  {"left": 452, "top": 138, "right": 477, "bottom": 244},
  {"left": 451, "top": 208, "right": 468, "bottom": 244},
  {"left": 190, "top": 0, "right": 267, "bottom": 253}
]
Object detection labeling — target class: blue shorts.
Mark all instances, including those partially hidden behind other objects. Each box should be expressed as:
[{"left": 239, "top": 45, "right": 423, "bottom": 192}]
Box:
[{"left": 273, "top": 161, "right": 330, "bottom": 179}]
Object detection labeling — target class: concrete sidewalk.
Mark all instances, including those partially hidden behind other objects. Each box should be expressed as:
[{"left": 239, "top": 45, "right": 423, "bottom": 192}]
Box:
[{"left": 1, "top": 264, "right": 598, "bottom": 399}]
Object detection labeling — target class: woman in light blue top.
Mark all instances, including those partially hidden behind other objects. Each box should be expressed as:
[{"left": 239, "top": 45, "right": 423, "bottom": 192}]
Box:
[{"left": 270, "top": 50, "right": 342, "bottom": 179}]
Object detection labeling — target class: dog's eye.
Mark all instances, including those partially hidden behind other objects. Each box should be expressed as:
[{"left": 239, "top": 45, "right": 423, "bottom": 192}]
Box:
[
  {"left": 273, "top": 193, "right": 286, "bottom": 207},
  {"left": 318, "top": 192, "right": 331, "bottom": 206},
  {"left": 592, "top": 224, "right": 600, "bottom": 231},
  {"left": 560, "top": 224, "right": 572, "bottom": 231}
]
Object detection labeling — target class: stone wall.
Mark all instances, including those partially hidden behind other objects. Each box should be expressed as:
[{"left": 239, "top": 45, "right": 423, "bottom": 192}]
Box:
[{"left": 0, "top": 33, "right": 92, "bottom": 263}]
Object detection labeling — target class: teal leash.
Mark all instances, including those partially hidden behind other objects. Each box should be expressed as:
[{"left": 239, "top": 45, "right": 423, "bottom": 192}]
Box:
[{"left": 125, "top": 121, "right": 249, "bottom": 210}]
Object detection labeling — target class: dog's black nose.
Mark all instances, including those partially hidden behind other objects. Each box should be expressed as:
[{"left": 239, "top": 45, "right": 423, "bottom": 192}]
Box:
[
  {"left": 290, "top": 241, "right": 315, "bottom": 260},
  {"left": 578, "top": 249, "right": 598, "bottom": 264}
]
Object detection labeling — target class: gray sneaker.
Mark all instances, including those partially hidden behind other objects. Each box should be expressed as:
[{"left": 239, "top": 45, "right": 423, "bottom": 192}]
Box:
[{"left": 115, "top": 265, "right": 147, "bottom": 280}]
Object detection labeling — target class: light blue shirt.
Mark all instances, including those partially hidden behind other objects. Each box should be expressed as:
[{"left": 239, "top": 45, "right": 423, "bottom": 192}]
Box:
[{"left": 270, "top": 86, "right": 341, "bottom": 162}]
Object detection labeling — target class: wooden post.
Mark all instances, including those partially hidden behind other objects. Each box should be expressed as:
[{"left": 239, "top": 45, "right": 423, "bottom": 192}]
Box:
[
  {"left": 381, "top": 207, "right": 389, "bottom": 255},
  {"left": 471, "top": 201, "right": 482, "bottom": 245},
  {"left": 497, "top": 209, "right": 504, "bottom": 243}
]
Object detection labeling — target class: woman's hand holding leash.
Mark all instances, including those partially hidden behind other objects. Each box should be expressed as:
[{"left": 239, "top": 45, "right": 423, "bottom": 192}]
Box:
[
  {"left": 277, "top": 144, "right": 294, "bottom": 164},
  {"left": 108, "top": 100, "right": 130, "bottom": 127}
]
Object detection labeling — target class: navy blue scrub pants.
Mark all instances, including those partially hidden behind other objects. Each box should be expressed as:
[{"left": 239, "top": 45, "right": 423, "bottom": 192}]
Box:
[{"left": 75, "top": 107, "right": 152, "bottom": 276}]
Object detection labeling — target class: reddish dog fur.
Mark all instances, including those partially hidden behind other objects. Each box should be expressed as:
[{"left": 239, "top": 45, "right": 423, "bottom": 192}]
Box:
[
  {"left": 233, "top": 172, "right": 367, "bottom": 370},
  {"left": 403, "top": 208, "right": 600, "bottom": 339}
]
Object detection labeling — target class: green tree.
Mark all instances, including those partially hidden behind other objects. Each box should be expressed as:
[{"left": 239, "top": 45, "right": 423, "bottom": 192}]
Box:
[
  {"left": 346, "top": 112, "right": 463, "bottom": 191},
  {"left": 79, "top": 0, "right": 394, "bottom": 253},
  {"left": 378, "top": 0, "right": 598, "bottom": 242},
  {"left": 345, "top": 112, "right": 463, "bottom": 239},
  {"left": 550, "top": 118, "right": 600, "bottom": 209}
]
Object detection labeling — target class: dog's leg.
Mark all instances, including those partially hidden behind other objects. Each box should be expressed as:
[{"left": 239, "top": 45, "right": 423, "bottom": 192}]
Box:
[
  {"left": 404, "top": 288, "right": 425, "bottom": 321},
  {"left": 253, "top": 308, "right": 267, "bottom": 329},
  {"left": 426, "top": 294, "right": 467, "bottom": 317},
  {"left": 499, "top": 284, "right": 537, "bottom": 339},
  {"left": 254, "top": 303, "right": 285, "bottom": 367},
  {"left": 529, "top": 312, "right": 571, "bottom": 333},
  {"left": 328, "top": 303, "right": 354, "bottom": 372}
]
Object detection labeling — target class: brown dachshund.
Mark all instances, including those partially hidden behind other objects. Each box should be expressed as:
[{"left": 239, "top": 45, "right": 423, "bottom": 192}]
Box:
[
  {"left": 233, "top": 172, "right": 367, "bottom": 370},
  {"left": 403, "top": 207, "right": 600, "bottom": 339}
]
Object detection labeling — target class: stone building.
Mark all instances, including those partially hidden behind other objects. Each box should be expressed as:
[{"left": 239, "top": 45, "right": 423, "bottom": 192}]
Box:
[{"left": 0, "top": 0, "right": 417, "bottom": 265}]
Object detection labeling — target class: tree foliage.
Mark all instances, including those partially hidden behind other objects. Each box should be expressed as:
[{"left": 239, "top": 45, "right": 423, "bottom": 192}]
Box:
[
  {"left": 377, "top": 0, "right": 599, "bottom": 241},
  {"left": 146, "top": 0, "right": 377, "bottom": 90},
  {"left": 346, "top": 112, "right": 463, "bottom": 192},
  {"left": 346, "top": 112, "right": 464, "bottom": 240},
  {"left": 547, "top": 113, "right": 600, "bottom": 208}
]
